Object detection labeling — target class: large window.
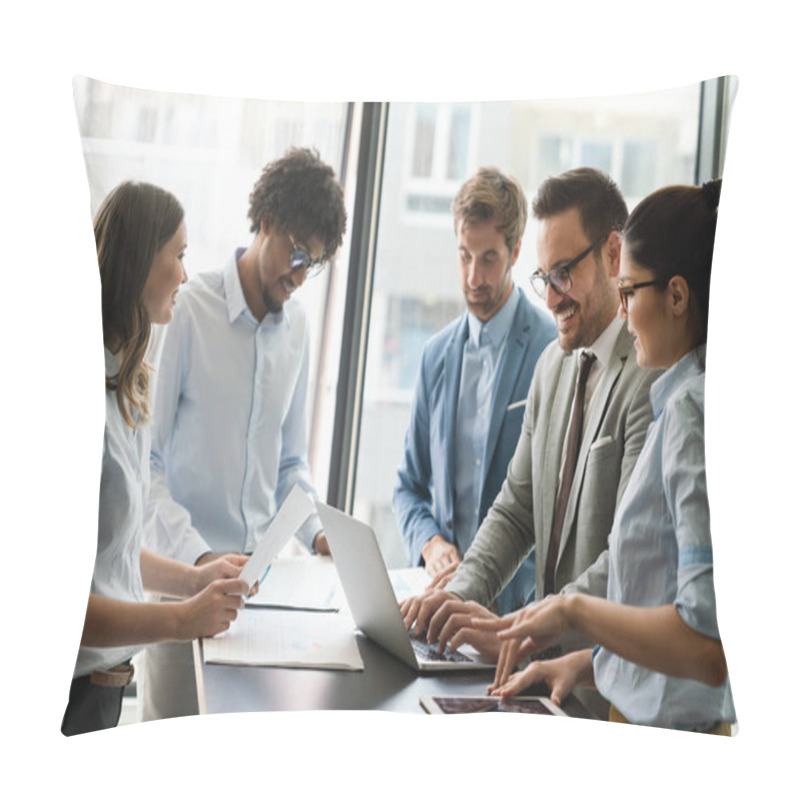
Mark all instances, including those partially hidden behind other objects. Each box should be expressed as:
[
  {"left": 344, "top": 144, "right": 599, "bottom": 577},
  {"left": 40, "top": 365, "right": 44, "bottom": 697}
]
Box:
[
  {"left": 351, "top": 84, "right": 703, "bottom": 567},
  {"left": 74, "top": 79, "right": 724, "bottom": 571},
  {"left": 73, "top": 78, "right": 350, "bottom": 494}
]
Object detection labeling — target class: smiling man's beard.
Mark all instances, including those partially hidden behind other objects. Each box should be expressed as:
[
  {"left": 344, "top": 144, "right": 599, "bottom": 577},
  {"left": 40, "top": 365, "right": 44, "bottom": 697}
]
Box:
[
  {"left": 261, "top": 275, "right": 295, "bottom": 314},
  {"left": 260, "top": 286, "right": 280, "bottom": 313}
]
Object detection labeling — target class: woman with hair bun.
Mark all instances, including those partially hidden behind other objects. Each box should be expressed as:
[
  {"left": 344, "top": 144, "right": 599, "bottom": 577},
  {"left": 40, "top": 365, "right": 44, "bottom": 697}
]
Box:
[
  {"left": 62, "top": 182, "right": 250, "bottom": 736},
  {"left": 476, "top": 179, "right": 736, "bottom": 734}
]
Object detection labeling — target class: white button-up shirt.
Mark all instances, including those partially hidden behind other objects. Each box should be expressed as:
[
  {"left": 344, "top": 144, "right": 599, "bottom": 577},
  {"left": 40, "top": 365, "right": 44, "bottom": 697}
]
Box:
[
  {"left": 74, "top": 349, "right": 148, "bottom": 678},
  {"left": 145, "top": 250, "right": 321, "bottom": 565}
]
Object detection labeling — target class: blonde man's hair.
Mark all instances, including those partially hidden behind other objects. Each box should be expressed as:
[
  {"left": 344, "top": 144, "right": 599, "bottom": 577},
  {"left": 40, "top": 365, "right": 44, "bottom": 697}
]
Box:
[{"left": 452, "top": 166, "right": 528, "bottom": 252}]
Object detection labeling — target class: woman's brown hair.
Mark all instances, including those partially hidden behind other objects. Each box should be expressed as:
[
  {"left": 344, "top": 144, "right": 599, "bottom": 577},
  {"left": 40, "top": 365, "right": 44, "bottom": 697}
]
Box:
[
  {"left": 623, "top": 179, "right": 721, "bottom": 339},
  {"left": 94, "top": 181, "right": 184, "bottom": 428}
]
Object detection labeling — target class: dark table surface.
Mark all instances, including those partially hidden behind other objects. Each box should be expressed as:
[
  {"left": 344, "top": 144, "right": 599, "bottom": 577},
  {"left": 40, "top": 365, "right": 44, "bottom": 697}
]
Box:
[{"left": 195, "top": 633, "right": 608, "bottom": 721}]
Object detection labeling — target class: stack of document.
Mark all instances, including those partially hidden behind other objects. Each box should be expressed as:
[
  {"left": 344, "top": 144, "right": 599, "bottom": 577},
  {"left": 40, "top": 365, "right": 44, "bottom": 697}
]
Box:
[
  {"left": 201, "top": 486, "right": 431, "bottom": 672},
  {"left": 203, "top": 607, "right": 364, "bottom": 671}
]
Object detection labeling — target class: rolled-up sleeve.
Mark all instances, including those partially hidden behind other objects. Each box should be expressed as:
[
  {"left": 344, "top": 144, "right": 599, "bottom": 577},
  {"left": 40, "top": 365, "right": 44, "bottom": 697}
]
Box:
[{"left": 662, "top": 391, "right": 720, "bottom": 640}]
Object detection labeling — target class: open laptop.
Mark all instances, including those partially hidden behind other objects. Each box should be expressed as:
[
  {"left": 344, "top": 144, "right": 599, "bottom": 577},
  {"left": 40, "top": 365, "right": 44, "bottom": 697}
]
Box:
[{"left": 316, "top": 501, "right": 496, "bottom": 672}]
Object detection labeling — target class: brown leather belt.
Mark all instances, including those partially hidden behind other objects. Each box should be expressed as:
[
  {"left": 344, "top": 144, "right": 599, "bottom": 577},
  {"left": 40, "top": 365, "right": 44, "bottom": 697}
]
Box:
[{"left": 89, "top": 662, "right": 134, "bottom": 688}]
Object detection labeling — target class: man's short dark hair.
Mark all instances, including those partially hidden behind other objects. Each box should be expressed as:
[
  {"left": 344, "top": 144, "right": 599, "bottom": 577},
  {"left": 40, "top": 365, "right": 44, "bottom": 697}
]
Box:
[
  {"left": 532, "top": 167, "right": 628, "bottom": 243},
  {"left": 248, "top": 147, "right": 347, "bottom": 258}
]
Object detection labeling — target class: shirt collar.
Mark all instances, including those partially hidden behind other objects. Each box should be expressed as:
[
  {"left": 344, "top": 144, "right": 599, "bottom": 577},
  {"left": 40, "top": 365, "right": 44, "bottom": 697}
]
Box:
[
  {"left": 578, "top": 315, "right": 624, "bottom": 371},
  {"left": 224, "top": 248, "right": 288, "bottom": 328},
  {"left": 649, "top": 343, "right": 706, "bottom": 419},
  {"left": 223, "top": 249, "right": 250, "bottom": 324},
  {"left": 466, "top": 285, "right": 520, "bottom": 349}
]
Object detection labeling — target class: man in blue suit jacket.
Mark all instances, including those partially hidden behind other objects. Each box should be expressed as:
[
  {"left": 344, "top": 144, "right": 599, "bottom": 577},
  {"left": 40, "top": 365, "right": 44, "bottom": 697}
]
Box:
[{"left": 393, "top": 167, "right": 556, "bottom": 614}]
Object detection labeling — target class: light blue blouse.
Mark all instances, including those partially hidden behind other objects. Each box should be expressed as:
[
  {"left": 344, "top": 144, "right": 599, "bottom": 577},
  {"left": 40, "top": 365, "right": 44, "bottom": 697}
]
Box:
[
  {"left": 73, "top": 349, "right": 147, "bottom": 678},
  {"left": 146, "top": 250, "right": 321, "bottom": 565},
  {"left": 593, "top": 344, "right": 736, "bottom": 730}
]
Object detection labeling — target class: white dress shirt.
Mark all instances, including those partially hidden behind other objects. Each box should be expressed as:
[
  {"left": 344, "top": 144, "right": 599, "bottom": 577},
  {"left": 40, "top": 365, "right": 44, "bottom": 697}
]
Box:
[
  {"left": 74, "top": 349, "right": 148, "bottom": 678},
  {"left": 145, "top": 250, "right": 321, "bottom": 565}
]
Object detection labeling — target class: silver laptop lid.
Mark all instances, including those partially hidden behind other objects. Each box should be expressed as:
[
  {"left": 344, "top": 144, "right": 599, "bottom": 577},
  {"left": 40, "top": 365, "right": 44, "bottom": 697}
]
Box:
[{"left": 316, "top": 502, "right": 419, "bottom": 670}]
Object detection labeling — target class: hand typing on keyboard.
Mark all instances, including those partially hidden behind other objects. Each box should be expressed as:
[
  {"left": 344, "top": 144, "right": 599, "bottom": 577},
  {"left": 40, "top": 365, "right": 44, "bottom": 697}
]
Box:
[{"left": 410, "top": 636, "right": 470, "bottom": 663}]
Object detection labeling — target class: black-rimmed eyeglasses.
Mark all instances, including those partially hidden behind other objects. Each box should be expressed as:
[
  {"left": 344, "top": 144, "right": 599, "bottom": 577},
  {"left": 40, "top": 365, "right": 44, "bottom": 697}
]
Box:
[
  {"left": 289, "top": 234, "right": 327, "bottom": 279},
  {"left": 529, "top": 233, "right": 610, "bottom": 299},
  {"left": 618, "top": 279, "right": 669, "bottom": 312}
]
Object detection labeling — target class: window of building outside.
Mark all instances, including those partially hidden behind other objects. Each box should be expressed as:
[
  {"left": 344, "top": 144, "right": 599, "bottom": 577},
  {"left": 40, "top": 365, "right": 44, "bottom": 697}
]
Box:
[
  {"left": 72, "top": 77, "right": 349, "bottom": 498},
  {"left": 354, "top": 85, "right": 702, "bottom": 568}
]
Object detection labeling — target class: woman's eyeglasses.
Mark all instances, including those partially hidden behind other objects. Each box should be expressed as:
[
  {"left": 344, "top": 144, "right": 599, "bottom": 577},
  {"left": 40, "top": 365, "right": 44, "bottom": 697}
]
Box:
[{"left": 617, "top": 279, "right": 669, "bottom": 312}]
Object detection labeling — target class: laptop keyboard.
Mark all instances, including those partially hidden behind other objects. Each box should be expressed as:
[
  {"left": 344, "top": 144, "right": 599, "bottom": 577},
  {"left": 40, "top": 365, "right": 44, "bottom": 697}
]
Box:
[{"left": 410, "top": 636, "right": 471, "bottom": 663}]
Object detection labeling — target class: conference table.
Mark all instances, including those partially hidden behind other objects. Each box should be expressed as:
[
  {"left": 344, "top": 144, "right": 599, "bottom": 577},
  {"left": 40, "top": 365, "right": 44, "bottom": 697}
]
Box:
[
  {"left": 195, "top": 634, "right": 605, "bottom": 719},
  {"left": 192, "top": 557, "right": 607, "bottom": 721}
]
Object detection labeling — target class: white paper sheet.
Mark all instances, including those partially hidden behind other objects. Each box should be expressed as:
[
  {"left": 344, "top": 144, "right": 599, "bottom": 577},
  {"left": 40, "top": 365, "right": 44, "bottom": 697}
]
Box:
[
  {"left": 203, "top": 608, "right": 364, "bottom": 670},
  {"left": 246, "top": 556, "right": 344, "bottom": 611},
  {"left": 238, "top": 485, "right": 316, "bottom": 590}
]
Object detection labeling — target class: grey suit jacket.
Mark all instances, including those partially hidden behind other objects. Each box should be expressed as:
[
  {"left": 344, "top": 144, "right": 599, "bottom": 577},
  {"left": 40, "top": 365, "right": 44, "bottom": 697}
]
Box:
[{"left": 447, "top": 323, "right": 660, "bottom": 618}]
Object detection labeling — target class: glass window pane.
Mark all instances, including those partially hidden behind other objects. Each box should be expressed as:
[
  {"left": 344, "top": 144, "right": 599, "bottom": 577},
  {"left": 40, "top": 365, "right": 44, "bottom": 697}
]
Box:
[
  {"left": 539, "top": 135, "right": 573, "bottom": 176},
  {"left": 354, "top": 85, "right": 701, "bottom": 566},
  {"left": 446, "top": 104, "right": 472, "bottom": 180},
  {"left": 620, "top": 140, "right": 659, "bottom": 198},
  {"left": 411, "top": 104, "right": 437, "bottom": 178},
  {"left": 73, "top": 77, "right": 349, "bottom": 494},
  {"left": 580, "top": 140, "right": 613, "bottom": 174}
]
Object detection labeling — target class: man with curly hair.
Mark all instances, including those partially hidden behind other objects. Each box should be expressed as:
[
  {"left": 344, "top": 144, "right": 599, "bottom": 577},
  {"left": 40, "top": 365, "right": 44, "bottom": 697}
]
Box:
[{"left": 139, "top": 147, "right": 347, "bottom": 721}]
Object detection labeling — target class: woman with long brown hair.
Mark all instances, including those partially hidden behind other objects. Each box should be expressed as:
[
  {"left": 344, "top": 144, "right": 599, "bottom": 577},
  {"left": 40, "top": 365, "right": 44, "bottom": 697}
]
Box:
[{"left": 62, "top": 182, "right": 249, "bottom": 736}]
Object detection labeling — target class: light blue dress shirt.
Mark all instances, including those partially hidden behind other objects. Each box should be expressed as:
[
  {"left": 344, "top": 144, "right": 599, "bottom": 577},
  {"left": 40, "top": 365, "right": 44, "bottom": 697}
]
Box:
[
  {"left": 593, "top": 344, "right": 736, "bottom": 730},
  {"left": 453, "top": 288, "right": 519, "bottom": 555},
  {"left": 74, "top": 349, "right": 148, "bottom": 678},
  {"left": 145, "top": 250, "right": 321, "bottom": 565}
]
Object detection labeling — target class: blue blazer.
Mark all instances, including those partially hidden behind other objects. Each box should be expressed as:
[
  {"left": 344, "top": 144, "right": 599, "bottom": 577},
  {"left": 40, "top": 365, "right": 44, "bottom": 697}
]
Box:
[{"left": 393, "top": 287, "right": 556, "bottom": 613}]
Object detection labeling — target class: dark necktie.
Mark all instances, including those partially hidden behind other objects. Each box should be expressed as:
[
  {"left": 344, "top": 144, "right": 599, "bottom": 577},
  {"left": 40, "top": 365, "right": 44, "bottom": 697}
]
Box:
[{"left": 544, "top": 350, "right": 596, "bottom": 596}]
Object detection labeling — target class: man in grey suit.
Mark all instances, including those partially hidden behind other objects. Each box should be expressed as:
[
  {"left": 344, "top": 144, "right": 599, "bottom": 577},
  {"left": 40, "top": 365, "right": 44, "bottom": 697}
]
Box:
[
  {"left": 393, "top": 166, "right": 556, "bottom": 615},
  {"left": 401, "top": 167, "right": 659, "bottom": 658}
]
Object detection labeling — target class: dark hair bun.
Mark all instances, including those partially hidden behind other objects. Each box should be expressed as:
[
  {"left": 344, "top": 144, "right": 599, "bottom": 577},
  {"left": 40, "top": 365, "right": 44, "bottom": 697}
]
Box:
[{"left": 701, "top": 179, "right": 722, "bottom": 211}]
